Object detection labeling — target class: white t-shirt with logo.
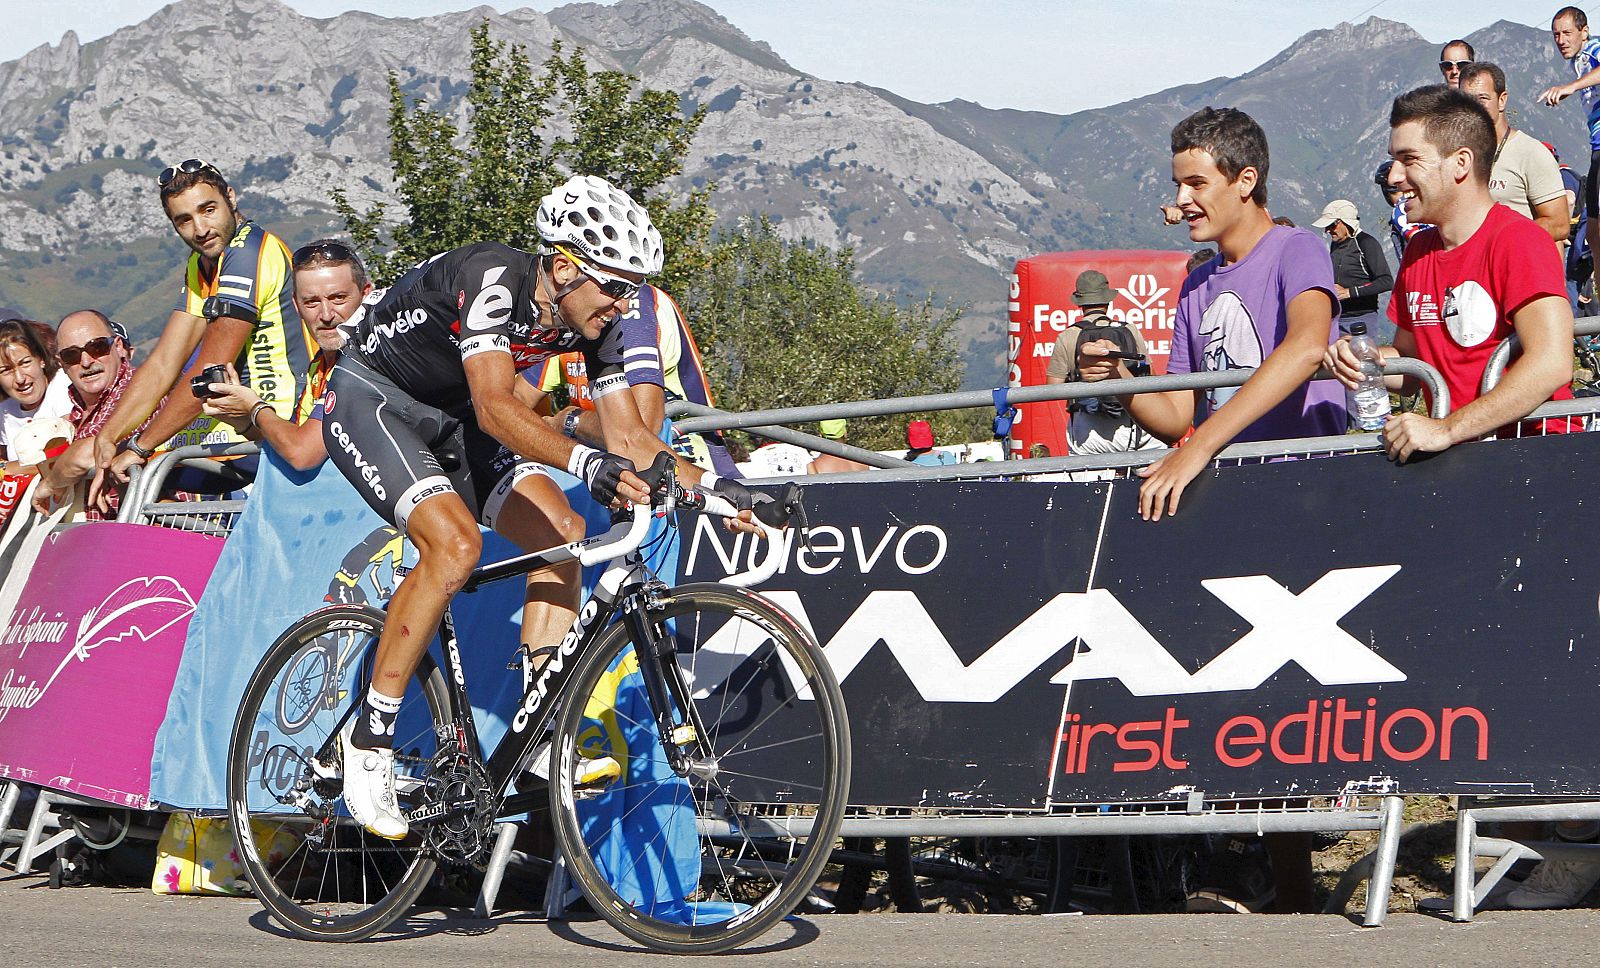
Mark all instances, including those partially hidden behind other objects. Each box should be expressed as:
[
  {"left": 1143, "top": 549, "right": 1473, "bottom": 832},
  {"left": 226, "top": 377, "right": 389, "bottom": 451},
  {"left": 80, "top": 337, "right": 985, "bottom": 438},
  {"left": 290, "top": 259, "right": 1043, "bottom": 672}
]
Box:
[{"left": 0, "top": 369, "right": 74, "bottom": 454}]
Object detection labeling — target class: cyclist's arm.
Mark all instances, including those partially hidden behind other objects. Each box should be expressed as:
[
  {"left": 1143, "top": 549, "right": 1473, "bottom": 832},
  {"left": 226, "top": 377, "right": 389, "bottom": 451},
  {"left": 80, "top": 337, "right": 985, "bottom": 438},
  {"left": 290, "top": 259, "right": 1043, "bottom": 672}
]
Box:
[
  {"left": 464, "top": 350, "right": 579, "bottom": 470},
  {"left": 590, "top": 378, "right": 703, "bottom": 486}
]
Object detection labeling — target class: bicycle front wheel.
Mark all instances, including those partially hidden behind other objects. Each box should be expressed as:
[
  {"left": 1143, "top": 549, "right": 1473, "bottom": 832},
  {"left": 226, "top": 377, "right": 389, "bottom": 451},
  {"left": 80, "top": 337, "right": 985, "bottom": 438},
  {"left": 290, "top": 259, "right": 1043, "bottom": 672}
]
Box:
[
  {"left": 227, "top": 604, "right": 451, "bottom": 941},
  {"left": 549, "top": 583, "right": 850, "bottom": 953}
]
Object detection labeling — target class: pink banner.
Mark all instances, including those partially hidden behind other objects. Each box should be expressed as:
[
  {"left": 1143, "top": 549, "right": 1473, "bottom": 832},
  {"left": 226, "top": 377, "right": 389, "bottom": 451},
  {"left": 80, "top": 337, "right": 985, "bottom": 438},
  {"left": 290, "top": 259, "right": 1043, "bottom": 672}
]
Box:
[{"left": 0, "top": 523, "right": 222, "bottom": 808}]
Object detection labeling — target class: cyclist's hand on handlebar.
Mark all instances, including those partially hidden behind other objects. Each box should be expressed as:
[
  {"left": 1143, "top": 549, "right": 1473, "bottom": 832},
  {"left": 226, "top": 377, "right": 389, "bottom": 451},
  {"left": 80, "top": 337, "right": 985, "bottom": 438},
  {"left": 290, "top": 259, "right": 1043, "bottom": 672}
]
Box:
[
  {"left": 569, "top": 445, "right": 649, "bottom": 507},
  {"left": 701, "top": 473, "right": 763, "bottom": 535}
]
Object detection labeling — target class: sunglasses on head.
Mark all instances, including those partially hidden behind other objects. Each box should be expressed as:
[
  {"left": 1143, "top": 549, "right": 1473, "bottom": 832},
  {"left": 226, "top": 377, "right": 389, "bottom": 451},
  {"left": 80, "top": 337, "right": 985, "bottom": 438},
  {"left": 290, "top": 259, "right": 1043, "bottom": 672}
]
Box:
[
  {"left": 158, "top": 158, "right": 219, "bottom": 187},
  {"left": 1439, "top": 60, "right": 1472, "bottom": 71},
  {"left": 292, "top": 240, "right": 359, "bottom": 269},
  {"left": 58, "top": 336, "right": 115, "bottom": 366},
  {"left": 555, "top": 245, "right": 642, "bottom": 301}
]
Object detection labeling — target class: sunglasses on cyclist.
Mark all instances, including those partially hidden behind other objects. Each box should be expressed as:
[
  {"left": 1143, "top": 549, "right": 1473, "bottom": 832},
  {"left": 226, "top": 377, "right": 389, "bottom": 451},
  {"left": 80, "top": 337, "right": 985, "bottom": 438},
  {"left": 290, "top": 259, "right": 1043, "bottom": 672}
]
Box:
[
  {"left": 58, "top": 336, "right": 115, "bottom": 366},
  {"left": 158, "top": 158, "right": 219, "bottom": 187},
  {"left": 555, "top": 245, "right": 642, "bottom": 301},
  {"left": 1438, "top": 60, "right": 1472, "bottom": 72},
  {"left": 292, "top": 240, "right": 359, "bottom": 269}
]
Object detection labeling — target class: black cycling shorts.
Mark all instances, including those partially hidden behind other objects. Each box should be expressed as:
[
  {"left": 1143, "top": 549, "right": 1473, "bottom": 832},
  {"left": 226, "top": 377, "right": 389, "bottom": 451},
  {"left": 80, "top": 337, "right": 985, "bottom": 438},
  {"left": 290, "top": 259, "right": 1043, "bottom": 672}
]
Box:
[{"left": 321, "top": 356, "right": 548, "bottom": 531}]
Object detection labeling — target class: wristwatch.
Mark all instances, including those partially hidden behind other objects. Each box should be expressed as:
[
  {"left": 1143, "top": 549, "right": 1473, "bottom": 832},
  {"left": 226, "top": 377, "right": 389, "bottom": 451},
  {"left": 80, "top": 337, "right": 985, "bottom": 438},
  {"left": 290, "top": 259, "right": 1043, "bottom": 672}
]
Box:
[
  {"left": 562, "top": 408, "right": 582, "bottom": 439},
  {"left": 125, "top": 437, "right": 155, "bottom": 459}
]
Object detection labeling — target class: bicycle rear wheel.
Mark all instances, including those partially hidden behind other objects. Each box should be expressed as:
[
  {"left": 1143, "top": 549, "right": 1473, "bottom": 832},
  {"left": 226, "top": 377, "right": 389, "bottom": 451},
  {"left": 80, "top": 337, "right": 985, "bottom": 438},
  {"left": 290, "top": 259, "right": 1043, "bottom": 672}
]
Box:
[
  {"left": 227, "top": 604, "right": 451, "bottom": 941},
  {"left": 549, "top": 583, "right": 850, "bottom": 953}
]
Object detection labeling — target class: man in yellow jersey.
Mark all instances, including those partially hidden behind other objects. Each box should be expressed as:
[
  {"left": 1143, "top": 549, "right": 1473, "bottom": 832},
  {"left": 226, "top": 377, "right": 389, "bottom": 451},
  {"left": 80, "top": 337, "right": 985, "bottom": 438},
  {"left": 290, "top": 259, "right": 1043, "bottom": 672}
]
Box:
[{"left": 89, "top": 159, "right": 310, "bottom": 506}]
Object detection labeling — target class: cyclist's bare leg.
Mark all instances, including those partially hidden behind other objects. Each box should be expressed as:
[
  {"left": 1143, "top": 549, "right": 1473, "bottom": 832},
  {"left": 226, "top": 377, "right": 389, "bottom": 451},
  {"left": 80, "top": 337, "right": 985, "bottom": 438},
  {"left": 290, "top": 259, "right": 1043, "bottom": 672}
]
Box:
[
  {"left": 490, "top": 473, "right": 585, "bottom": 675},
  {"left": 368, "top": 491, "right": 483, "bottom": 709}
]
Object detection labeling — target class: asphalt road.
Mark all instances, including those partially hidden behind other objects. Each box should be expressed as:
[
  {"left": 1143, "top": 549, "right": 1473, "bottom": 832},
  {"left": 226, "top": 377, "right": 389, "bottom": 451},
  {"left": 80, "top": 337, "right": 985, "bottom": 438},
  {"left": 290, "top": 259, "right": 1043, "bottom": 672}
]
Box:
[{"left": 4, "top": 872, "right": 1599, "bottom": 968}]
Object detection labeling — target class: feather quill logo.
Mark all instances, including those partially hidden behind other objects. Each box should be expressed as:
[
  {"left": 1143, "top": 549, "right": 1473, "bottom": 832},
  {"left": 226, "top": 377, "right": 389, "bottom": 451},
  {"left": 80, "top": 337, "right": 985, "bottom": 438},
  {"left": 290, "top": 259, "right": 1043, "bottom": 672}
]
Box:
[{"left": 0, "top": 577, "right": 197, "bottom": 721}]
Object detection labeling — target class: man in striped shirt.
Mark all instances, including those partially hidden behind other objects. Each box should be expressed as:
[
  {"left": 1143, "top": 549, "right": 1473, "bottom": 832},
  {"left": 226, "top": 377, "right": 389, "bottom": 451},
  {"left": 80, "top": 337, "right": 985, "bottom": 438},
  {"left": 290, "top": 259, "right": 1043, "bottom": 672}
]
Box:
[{"left": 89, "top": 159, "right": 309, "bottom": 505}]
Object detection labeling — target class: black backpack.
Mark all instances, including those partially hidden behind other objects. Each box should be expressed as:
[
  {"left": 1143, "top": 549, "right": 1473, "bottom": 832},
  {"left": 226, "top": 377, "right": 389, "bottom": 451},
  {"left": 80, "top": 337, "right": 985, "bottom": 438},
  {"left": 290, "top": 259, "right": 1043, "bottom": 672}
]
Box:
[{"left": 1069, "top": 317, "right": 1141, "bottom": 417}]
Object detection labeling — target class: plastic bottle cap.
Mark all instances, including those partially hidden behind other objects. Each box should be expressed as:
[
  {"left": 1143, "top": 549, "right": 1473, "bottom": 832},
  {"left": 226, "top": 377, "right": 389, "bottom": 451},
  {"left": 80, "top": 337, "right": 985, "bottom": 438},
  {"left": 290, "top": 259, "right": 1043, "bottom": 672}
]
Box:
[{"left": 1349, "top": 322, "right": 1367, "bottom": 336}]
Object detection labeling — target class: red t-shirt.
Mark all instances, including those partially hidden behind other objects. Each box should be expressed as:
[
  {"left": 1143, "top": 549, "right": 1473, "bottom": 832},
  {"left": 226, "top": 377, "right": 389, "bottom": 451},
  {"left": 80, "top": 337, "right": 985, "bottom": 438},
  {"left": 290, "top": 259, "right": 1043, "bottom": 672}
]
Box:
[{"left": 1389, "top": 203, "right": 1574, "bottom": 432}]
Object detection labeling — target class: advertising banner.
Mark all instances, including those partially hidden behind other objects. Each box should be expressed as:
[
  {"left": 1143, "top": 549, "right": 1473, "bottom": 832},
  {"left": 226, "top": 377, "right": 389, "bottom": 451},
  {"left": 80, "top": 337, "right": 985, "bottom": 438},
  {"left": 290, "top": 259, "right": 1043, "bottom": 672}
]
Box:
[
  {"left": 0, "top": 523, "right": 223, "bottom": 808},
  {"left": 681, "top": 432, "right": 1600, "bottom": 809},
  {"left": 1009, "top": 250, "right": 1190, "bottom": 459}
]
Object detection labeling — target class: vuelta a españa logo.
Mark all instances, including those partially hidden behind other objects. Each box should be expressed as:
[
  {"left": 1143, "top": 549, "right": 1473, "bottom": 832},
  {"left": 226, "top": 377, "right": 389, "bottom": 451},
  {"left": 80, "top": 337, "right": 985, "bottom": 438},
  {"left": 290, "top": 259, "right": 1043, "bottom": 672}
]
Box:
[{"left": 0, "top": 577, "right": 198, "bottom": 722}]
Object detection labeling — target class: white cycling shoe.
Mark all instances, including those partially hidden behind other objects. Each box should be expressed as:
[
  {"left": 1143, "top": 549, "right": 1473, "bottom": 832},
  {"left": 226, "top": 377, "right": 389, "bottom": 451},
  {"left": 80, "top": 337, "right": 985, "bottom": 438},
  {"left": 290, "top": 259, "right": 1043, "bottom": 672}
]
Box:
[{"left": 338, "top": 721, "right": 409, "bottom": 841}]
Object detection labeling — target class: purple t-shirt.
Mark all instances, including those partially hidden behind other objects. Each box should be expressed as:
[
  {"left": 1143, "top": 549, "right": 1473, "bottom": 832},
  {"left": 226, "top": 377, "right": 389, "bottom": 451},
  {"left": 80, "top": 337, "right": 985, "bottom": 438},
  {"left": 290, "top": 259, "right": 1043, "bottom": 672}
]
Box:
[{"left": 1168, "top": 226, "right": 1346, "bottom": 442}]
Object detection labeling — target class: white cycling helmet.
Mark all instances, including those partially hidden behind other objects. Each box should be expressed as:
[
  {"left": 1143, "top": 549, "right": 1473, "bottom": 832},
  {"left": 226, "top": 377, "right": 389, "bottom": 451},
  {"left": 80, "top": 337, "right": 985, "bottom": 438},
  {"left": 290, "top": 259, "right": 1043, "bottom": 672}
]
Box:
[{"left": 536, "top": 174, "right": 664, "bottom": 275}]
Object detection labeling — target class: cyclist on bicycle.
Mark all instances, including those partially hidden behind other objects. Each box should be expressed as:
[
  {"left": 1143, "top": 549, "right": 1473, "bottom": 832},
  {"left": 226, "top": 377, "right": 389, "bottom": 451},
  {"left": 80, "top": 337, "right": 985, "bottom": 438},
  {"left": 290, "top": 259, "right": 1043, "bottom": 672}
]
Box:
[{"left": 322, "top": 175, "right": 757, "bottom": 839}]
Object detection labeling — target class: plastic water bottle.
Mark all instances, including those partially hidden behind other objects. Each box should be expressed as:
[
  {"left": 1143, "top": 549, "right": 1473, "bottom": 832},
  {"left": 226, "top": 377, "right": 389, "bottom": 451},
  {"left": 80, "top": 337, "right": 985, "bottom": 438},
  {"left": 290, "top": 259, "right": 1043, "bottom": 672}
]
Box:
[{"left": 1347, "top": 322, "right": 1389, "bottom": 431}]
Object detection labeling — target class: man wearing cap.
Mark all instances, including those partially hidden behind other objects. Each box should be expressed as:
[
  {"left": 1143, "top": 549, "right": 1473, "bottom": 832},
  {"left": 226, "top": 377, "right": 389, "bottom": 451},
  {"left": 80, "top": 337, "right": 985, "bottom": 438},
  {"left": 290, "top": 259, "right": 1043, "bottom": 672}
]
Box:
[
  {"left": 1462, "top": 62, "right": 1569, "bottom": 244},
  {"left": 1313, "top": 201, "right": 1394, "bottom": 341},
  {"left": 904, "top": 420, "right": 956, "bottom": 466},
  {"left": 1046, "top": 270, "right": 1164, "bottom": 457},
  {"left": 808, "top": 419, "right": 871, "bottom": 474}
]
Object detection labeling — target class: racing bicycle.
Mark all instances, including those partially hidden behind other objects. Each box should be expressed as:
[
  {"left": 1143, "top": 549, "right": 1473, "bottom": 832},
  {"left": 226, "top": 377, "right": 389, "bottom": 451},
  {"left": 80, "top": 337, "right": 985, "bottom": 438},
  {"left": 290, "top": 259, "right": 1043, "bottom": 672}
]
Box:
[{"left": 225, "top": 457, "right": 850, "bottom": 953}]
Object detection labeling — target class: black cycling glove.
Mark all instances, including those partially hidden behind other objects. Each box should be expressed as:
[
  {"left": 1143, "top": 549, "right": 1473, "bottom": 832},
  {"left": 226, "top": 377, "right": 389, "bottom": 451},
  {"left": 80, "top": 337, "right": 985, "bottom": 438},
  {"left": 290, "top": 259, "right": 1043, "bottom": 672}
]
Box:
[
  {"left": 568, "top": 445, "right": 636, "bottom": 505},
  {"left": 700, "top": 472, "right": 755, "bottom": 512}
]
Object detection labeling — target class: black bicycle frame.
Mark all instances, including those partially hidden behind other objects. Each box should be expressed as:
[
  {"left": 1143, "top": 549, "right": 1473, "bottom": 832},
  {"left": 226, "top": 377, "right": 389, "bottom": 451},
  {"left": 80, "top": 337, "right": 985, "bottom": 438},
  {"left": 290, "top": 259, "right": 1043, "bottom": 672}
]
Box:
[{"left": 426, "top": 539, "right": 651, "bottom": 817}]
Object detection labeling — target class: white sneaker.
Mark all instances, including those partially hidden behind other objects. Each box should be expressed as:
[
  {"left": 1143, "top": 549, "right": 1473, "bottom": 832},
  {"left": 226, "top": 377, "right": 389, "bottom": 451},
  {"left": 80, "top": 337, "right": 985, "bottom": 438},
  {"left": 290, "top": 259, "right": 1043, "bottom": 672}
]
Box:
[
  {"left": 1506, "top": 859, "right": 1600, "bottom": 909},
  {"left": 339, "top": 722, "right": 409, "bottom": 841}
]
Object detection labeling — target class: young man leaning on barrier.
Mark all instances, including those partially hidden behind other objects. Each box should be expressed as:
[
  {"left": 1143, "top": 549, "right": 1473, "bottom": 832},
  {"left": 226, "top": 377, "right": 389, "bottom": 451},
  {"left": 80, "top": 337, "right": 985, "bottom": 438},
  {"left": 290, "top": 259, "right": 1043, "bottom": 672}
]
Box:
[
  {"left": 1075, "top": 106, "right": 1346, "bottom": 522},
  {"left": 1323, "top": 85, "right": 1576, "bottom": 461}
]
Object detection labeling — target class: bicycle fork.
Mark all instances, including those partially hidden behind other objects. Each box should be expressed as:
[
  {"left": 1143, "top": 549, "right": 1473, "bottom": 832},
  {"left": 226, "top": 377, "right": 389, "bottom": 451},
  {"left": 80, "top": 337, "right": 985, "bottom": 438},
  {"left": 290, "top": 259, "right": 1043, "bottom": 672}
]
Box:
[{"left": 623, "top": 585, "right": 715, "bottom": 781}]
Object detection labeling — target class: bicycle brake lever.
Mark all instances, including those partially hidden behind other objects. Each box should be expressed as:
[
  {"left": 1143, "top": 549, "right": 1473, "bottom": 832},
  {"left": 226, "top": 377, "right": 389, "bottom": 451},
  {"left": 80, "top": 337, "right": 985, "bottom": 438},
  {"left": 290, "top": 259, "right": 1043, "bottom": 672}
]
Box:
[{"left": 791, "top": 487, "right": 814, "bottom": 555}]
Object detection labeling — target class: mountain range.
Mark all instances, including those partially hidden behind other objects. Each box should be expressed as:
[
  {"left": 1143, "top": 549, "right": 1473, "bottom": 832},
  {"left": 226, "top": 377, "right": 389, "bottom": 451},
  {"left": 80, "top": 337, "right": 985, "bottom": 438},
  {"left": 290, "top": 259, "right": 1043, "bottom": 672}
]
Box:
[{"left": 0, "top": 2, "right": 1584, "bottom": 386}]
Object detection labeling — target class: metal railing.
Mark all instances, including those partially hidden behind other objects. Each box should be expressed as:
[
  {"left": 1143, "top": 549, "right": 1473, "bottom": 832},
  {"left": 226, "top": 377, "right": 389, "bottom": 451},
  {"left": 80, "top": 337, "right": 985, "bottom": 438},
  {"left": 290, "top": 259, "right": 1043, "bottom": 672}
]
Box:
[
  {"left": 117, "top": 441, "right": 259, "bottom": 534},
  {"left": 1479, "top": 315, "right": 1600, "bottom": 394},
  {"left": 671, "top": 360, "right": 1451, "bottom": 483}
]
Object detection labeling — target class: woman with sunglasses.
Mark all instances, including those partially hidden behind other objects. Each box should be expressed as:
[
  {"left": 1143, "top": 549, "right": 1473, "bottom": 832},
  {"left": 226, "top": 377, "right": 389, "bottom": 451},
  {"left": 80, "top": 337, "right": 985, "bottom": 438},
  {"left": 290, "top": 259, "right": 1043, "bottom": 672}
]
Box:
[
  {"left": 320, "top": 175, "right": 761, "bottom": 840},
  {"left": 0, "top": 319, "right": 74, "bottom": 477}
]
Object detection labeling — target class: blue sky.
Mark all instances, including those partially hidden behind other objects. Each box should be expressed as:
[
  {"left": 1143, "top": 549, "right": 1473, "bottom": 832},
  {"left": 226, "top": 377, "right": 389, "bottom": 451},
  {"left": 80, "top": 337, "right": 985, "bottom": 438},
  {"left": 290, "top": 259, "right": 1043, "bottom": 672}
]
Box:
[{"left": 0, "top": 0, "right": 1583, "bottom": 114}]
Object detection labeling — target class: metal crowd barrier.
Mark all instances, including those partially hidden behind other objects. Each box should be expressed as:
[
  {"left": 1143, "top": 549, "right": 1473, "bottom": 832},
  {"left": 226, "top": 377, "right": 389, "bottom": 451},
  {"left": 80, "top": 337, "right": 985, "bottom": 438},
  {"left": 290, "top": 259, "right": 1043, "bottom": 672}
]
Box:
[
  {"left": 117, "top": 441, "right": 259, "bottom": 537},
  {"left": 102, "top": 352, "right": 1600, "bottom": 922},
  {"left": 1478, "top": 315, "right": 1600, "bottom": 395},
  {"left": 670, "top": 361, "right": 1452, "bottom": 477}
]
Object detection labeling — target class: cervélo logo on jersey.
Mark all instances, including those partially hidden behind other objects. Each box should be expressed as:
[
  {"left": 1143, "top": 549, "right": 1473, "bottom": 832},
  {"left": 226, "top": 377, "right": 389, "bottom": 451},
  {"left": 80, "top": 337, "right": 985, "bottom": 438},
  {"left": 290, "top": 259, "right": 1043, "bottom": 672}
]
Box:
[{"left": 360, "top": 307, "right": 429, "bottom": 354}]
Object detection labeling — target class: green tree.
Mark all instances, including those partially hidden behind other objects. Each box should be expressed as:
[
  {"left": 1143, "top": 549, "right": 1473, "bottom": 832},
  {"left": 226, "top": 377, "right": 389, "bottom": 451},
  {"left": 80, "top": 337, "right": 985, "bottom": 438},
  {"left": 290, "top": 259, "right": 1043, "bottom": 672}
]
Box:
[
  {"left": 681, "top": 217, "right": 982, "bottom": 451},
  {"left": 334, "top": 22, "right": 713, "bottom": 292}
]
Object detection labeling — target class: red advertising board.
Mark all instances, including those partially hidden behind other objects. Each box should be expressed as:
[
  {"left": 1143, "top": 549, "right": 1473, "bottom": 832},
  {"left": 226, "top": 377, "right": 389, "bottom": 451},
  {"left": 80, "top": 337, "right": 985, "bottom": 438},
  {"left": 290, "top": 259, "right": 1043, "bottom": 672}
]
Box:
[{"left": 1008, "top": 250, "right": 1191, "bottom": 458}]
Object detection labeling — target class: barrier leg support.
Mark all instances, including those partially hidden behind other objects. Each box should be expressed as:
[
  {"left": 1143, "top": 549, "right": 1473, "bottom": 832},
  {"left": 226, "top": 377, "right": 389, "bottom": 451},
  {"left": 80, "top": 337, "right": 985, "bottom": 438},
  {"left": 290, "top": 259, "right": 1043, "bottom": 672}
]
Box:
[
  {"left": 544, "top": 847, "right": 581, "bottom": 921},
  {"left": 1361, "top": 795, "right": 1405, "bottom": 927},
  {"left": 0, "top": 782, "right": 21, "bottom": 866},
  {"left": 474, "top": 821, "right": 520, "bottom": 918},
  {"left": 1452, "top": 807, "right": 1477, "bottom": 922},
  {"left": 17, "top": 791, "right": 77, "bottom": 875}
]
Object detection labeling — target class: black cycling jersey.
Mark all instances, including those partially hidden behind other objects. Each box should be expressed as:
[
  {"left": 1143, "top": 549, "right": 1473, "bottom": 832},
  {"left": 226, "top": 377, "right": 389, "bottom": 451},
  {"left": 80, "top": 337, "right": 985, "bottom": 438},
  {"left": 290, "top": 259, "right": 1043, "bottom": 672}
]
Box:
[
  {"left": 326, "top": 241, "right": 634, "bottom": 530},
  {"left": 348, "top": 241, "right": 622, "bottom": 409}
]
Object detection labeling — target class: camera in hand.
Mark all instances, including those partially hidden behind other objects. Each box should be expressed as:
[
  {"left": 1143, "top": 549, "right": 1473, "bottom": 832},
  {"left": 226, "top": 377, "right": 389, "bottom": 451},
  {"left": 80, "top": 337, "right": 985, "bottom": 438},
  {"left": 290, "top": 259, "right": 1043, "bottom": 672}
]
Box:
[{"left": 190, "top": 363, "right": 230, "bottom": 399}]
